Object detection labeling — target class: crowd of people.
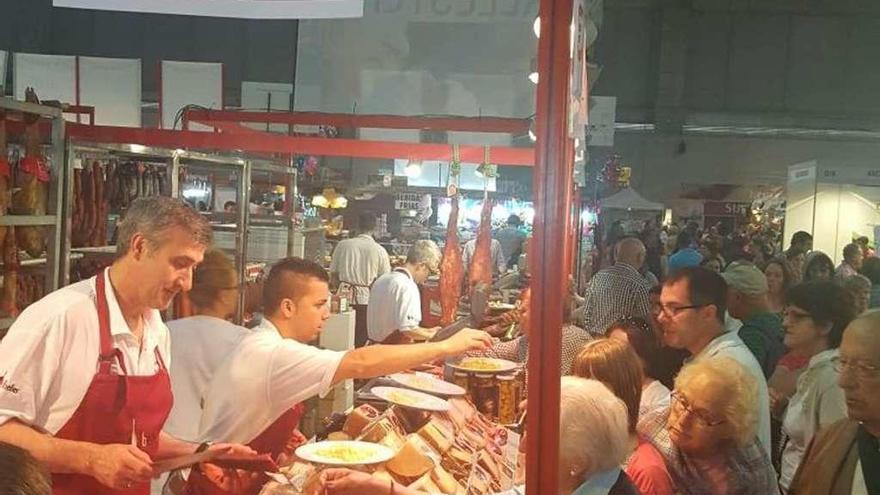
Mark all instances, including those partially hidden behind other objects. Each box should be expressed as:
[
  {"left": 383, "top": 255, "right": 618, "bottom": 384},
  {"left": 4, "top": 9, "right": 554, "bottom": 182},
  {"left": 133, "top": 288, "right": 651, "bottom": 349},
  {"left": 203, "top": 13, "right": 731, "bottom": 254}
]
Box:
[{"left": 563, "top": 224, "right": 880, "bottom": 495}]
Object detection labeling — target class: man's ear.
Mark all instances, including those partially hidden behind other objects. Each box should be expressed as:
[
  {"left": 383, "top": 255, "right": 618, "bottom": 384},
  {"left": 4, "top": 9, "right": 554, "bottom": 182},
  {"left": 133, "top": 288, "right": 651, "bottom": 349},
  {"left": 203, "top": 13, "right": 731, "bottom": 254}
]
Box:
[{"left": 129, "top": 233, "right": 148, "bottom": 261}]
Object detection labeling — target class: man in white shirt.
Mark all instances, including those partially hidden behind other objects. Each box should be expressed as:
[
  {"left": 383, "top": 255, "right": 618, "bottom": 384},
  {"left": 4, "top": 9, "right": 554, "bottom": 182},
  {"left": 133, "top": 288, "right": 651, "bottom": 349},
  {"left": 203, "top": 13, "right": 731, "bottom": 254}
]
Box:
[
  {"left": 658, "top": 266, "right": 772, "bottom": 459},
  {"left": 462, "top": 237, "right": 506, "bottom": 278},
  {"left": 368, "top": 240, "right": 443, "bottom": 344},
  {"left": 186, "top": 257, "right": 491, "bottom": 494},
  {"left": 330, "top": 213, "right": 391, "bottom": 348},
  {"left": 0, "top": 197, "right": 248, "bottom": 492}
]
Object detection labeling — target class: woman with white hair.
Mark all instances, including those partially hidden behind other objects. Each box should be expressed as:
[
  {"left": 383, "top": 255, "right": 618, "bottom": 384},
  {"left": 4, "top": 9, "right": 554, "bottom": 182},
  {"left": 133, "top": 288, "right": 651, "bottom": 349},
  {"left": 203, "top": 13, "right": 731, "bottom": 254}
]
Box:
[
  {"left": 639, "top": 357, "right": 780, "bottom": 495},
  {"left": 320, "top": 377, "right": 640, "bottom": 495}
]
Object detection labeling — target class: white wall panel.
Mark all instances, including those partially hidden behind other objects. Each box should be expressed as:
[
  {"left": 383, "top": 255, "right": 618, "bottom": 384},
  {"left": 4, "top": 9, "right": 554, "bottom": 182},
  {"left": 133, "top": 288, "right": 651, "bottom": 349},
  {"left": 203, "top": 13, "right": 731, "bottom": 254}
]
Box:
[
  {"left": 241, "top": 81, "right": 293, "bottom": 132},
  {"left": 160, "top": 60, "right": 223, "bottom": 130},
  {"left": 79, "top": 56, "right": 141, "bottom": 127},
  {"left": 13, "top": 53, "right": 77, "bottom": 117},
  {"left": 53, "top": 0, "right": 363, "bottom": 19}
]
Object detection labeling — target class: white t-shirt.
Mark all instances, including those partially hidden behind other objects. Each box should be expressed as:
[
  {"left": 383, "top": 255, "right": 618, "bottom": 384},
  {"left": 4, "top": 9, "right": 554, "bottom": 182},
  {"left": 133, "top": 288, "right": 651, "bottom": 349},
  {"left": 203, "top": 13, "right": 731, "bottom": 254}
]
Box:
[
  {"left": 330, "top": 234, "right": 391, "bottom": 305},
  {"left": 640, "top": 379, "right": 671, "bottom": 418},
  {"left": 0, "top": 271, "right": 170, "bottom": 434},
  {"left": 366, "top": 269, "right": 422, "bottom": 343},
  {"left": 196, "top": 319, "right": 345, "bottom": 444},
  {"left": 696, "top": 331, "right": 772, "bottom": 459},
  {"left": 165, "top": 316, "right": 253, "bottom": 442}
]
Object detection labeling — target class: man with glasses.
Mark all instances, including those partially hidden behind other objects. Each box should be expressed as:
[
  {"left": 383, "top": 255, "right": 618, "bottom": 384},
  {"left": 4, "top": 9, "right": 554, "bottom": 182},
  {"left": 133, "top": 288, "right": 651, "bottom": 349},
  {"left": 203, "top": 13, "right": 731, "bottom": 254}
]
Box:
[
  {"left": 658, "top": 266, "right": 772, "bottom": 458},
  {"left": 790, "top": 310, "right": 880, "bottom": 495},
  {"left": 368, "top": 240, "right": 443, "bottom": 344}
]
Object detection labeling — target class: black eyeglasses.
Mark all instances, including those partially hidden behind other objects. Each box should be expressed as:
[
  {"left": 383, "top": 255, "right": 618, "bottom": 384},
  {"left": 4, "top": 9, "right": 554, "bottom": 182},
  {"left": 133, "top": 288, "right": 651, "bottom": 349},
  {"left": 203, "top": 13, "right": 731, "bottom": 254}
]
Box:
[{"left": 657, "top": 303, "right": 707, "bottom": 317}]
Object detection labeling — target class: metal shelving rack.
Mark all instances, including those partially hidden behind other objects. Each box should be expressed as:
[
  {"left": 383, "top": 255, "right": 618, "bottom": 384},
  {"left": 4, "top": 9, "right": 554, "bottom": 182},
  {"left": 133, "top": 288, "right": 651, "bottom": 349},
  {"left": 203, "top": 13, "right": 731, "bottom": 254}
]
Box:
[
  {"left": 0, "top": 98, "right": 66, "bottom": 331},
  {"left": 62, "top": 140, "right": 298, "bottom": 325}
]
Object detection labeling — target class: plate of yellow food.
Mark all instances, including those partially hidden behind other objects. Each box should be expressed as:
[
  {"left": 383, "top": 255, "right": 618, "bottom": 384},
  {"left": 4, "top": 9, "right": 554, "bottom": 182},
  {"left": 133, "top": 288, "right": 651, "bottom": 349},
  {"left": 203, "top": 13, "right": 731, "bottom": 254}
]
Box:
[
  {"left": 447, "top": 357, "right": 519, "bottom": 373},
  {"left": 371, "top": 386, "right": 452, "bottom": 412},
  {"left": 487, "top": 301, "right": 516, "bottom": 312},
  {"left": 389, "top": 372, "right": 466, "bottom": 397},
  {"left": 295, "top": 441, "right": 395, "bottom": 466}
]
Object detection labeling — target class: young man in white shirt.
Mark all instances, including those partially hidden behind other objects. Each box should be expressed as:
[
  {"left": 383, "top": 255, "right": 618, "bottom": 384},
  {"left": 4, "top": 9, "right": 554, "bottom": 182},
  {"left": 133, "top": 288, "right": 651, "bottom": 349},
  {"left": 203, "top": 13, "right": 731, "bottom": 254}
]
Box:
[
  {"left": 367, "top": 239, "right": 443, "bottom": 344},
  {"left": 186, "top": 257, "right": 491, "bottom": 494},
  {"left": 0, "top": 197, "right": 250, "bottom": 493},
  {"left": 329, "top": 213, "right": 391, "bottom": 348},
  {"left": 658, "top": 266, "right": 772, "bottom": 459}
]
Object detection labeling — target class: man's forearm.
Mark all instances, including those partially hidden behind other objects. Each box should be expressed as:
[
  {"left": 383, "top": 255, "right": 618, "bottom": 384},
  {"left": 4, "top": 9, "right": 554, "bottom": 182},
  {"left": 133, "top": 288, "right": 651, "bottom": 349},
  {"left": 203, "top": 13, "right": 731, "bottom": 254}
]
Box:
[
  {"left": 333, "top": 341, "right": 454, "bottom": 384},
  {"left": 0, "top": 419, "right": 95, "bottom": 475},
  {"left": 156, "top": 431, "right": 197, "bottom": 460}
]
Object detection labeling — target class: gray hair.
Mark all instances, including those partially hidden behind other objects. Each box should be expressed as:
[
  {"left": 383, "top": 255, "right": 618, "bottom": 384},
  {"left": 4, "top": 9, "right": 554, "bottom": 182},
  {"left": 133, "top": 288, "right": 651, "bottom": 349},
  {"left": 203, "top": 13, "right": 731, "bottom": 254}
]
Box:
[
  {"left": 406, "top": 239, "right": 441, "bottom": 270},
  {"left": 675, "top": 357, "right": 759, "bottom": 447},
  {"left": 115, "top": 197, "right": 212, "bottom": 258},
  {"left": 559, "top": 377, "right": 630, "bottom": 476}
]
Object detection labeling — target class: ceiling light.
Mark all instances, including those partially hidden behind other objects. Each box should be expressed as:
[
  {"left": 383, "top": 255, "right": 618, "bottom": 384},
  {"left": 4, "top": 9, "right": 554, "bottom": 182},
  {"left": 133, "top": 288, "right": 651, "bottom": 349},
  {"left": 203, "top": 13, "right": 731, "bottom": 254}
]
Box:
[
  {"left": 528, "top": 57, "right": 539, "bottom": 85},
  {"left": 533, "top": 17, "right": 540, "bottom": 38},
  {"left": 405, "top": 160, "right": 422, "bottom": 178},
  {"left": 529, "top": 119, "right": 537, "bottom": 142}
]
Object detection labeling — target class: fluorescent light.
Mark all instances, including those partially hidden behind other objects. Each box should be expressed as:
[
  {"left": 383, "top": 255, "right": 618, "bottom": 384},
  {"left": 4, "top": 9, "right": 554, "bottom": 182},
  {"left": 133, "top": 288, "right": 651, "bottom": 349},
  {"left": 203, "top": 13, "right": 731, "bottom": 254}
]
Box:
[
  {"left": 533, "top": 16, "right": 540, "bottom": 38},
  {"left": 528, "top": 72, "right": 539, "bottom": 84}
]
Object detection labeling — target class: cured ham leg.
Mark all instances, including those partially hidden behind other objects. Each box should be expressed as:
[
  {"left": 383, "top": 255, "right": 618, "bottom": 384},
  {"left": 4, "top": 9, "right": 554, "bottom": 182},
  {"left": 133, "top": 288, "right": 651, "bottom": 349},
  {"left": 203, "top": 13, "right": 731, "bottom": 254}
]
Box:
[
  {"left": 469, "top": 196, "right": 493, "bottom": 292},
  {"left": 440, "top": 195, "right": 463, "bottom": 325},
  {"left": 14, "top": 88, "right": 49, "bottom": 258}
]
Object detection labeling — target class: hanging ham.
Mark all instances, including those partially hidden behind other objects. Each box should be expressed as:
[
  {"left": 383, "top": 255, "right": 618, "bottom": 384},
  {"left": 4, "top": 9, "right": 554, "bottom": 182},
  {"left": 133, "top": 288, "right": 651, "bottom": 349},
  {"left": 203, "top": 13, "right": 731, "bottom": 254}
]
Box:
[
  {"left": 13, "top": 88, "right": 49, "bottom": 258},
  {"left": 439, "top": 195, "right": 463, "bottom": 325},
  {"left": 469, "top": 196, "right": 493, "bottom": 292}
]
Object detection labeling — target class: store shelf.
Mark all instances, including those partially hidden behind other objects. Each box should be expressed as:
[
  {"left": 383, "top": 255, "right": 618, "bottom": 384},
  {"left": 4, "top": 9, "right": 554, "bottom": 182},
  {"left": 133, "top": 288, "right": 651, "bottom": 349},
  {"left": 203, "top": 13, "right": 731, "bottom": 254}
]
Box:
[
  {"left": 71, "top": 246, "right": 116, "bottom": 254},
  {"left": 0, "top": 215, "right": 58, "bottom": 227},
  {"left": 0, "top": 97, "right": 63, "bottom": 119}
]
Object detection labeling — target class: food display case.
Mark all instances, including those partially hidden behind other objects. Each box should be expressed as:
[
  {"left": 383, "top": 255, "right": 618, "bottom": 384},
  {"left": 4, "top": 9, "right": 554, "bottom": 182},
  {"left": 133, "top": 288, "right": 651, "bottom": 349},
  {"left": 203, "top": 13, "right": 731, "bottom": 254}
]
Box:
[{"left": 260, "top": 391, "right": 521, "bottom": 495}]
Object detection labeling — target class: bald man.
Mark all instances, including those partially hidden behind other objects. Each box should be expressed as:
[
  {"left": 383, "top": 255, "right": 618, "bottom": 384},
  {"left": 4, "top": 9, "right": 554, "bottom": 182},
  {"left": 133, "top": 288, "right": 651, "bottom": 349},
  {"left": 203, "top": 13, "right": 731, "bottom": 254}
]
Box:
[
  {"left": 790, "top": 311, "right": 880, "bottom": 494},
  {"left": 577, "top": 237, "right": 652, "bottom": 335}
]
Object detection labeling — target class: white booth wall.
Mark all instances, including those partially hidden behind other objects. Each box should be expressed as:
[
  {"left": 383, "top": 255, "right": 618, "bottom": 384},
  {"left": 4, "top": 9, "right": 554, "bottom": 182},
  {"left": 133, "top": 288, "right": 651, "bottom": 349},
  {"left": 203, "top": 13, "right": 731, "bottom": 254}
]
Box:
[{"left": 785, "top": 161, "right": 880, "bottom": 264}]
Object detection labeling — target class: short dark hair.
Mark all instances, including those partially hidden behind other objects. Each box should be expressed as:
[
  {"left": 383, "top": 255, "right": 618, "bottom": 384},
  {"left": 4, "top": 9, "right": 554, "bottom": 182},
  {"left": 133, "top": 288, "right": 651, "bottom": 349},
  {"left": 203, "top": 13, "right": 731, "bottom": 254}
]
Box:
[
  {"left": 357, "top": 213, "right": 377, "bottom": 233},
  {"left": 785, "top": 281, "right": 856, "bottom": 349},
  {"left": 804, "top": 252, "right": 835, "bottom": 282},
  {"left": 605, "top": 317, "right": 663, "bottom": 380},
  {"left": 0, "top": 442, "right": 50, "bottom": 495},
  {"left": 262, "top": 257, "right": 330, "bottom": 315},
  {"left": 843, "top": 243, "right": 861, "bottom": 261},
  {"left": 861, "top": 257, "right": 880, "bottom": 285},
  {"left": 664, "top": 266, "right": 728, "bottom": 323},
  {"left": 224, "top": 200, "right": 237, "bottom": 209},
  {"left": 791, "top": 231, "right": 813, "bottom": 246},
  {"left": 506, "top": 214, "right": 522, "bottom": 226}
]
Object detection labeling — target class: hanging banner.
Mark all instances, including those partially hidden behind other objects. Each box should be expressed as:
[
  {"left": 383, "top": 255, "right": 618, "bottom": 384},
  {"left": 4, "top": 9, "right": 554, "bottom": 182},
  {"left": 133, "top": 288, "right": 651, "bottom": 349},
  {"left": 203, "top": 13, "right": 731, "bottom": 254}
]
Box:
[{"left": 52, "top": 0, "right": 363, "bottom": 19}]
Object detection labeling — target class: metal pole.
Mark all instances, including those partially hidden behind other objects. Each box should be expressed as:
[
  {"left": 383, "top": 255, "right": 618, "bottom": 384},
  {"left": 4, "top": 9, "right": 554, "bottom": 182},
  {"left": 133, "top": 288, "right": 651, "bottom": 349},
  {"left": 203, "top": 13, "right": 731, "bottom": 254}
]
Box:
[
  {"left": 527, "top": 0, "right": 574, "bottom": 494},
  {"left": 236, "top": 162, "right": 252, "bottom": 324},
  {"left": 48, "top": 115, "right": 66, "bottom": 291}
]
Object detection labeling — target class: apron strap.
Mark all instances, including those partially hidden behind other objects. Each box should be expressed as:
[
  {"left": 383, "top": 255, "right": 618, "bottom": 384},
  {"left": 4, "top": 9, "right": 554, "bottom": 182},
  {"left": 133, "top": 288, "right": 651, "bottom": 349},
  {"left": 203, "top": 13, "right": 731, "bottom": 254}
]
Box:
[{"left": 95, "top": 269, "right": 117, "bottom": 373}]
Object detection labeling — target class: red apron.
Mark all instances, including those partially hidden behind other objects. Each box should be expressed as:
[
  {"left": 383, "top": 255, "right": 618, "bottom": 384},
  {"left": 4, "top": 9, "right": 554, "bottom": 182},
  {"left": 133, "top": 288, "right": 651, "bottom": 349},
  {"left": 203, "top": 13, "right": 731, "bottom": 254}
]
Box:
[
  {"left": 52, "top": 269, "right": 174, "bottom": 495},
  {"left": 185, "top": 403, "right": 306, "bottom": 495}
]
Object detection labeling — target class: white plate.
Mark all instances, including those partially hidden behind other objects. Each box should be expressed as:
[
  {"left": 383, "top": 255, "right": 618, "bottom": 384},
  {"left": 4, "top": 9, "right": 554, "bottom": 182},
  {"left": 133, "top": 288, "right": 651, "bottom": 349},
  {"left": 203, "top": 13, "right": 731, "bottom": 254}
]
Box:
[
  {"left": 295, "top": 441, "right": 395, "bottom": 466},
  {"left": 388, "top": 372, "right": 467, "bottom": 397},
  {"left": 447, "top": 357, "right": 519, "bottom": 373},
  {"left": 371, "top": 386, "right": 451, "bottom": 412}
]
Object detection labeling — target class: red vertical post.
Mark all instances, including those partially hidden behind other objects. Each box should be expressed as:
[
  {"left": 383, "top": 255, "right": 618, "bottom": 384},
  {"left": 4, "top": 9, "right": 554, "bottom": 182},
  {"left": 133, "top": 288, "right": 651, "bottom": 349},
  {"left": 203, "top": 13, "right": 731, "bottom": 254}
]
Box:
[{"left": 527, "top": 0, "right": 574, "bottom": 494}]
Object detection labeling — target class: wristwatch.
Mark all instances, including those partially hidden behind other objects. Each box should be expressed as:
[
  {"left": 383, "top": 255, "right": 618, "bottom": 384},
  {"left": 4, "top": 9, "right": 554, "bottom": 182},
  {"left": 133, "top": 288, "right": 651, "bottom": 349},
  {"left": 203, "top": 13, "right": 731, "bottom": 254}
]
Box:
[{"left": 195, "top": 441, "right": 213, "bottom": 454}]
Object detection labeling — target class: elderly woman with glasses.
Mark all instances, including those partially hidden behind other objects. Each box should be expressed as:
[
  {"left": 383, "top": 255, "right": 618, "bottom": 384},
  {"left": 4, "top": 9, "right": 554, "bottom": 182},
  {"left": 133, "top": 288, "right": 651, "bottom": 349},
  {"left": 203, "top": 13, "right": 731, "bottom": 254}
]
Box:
[
  {"left": 639, "top": 357, "right": 779, "bottom": 495},
  {"left": 775, "top": 281, "right": 855, "bottom": 492}
]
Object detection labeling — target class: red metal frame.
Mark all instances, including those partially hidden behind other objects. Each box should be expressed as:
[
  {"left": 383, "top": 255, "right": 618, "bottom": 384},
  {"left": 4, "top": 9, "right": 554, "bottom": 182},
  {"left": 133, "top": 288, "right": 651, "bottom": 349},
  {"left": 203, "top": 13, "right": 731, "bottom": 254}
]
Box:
[
  {"left": 183, "top": 108, "right": 531, "bottom": 135},
  {"left": 527, "top": 1, "right": 575, "bottom": 494},
  {"left": 66, "top": 123, "right": 534, "bottom": 165},
  {"left": 63, "top": 106, "right": 95, "bottom": 126}
]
